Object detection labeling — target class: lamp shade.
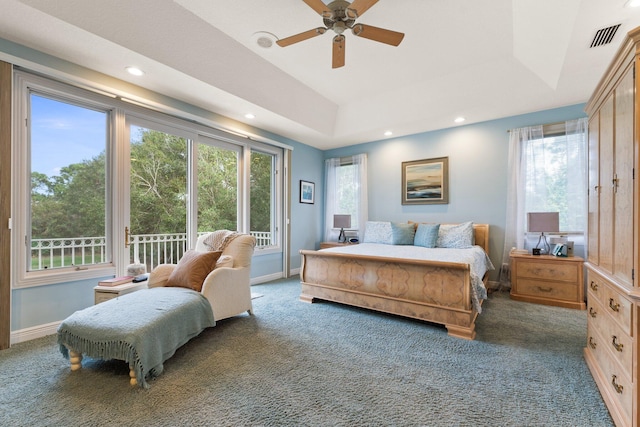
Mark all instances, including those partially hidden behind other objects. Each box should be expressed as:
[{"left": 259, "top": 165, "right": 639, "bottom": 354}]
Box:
[
  {"left": 333, "top": 214, "right": 351, "bottom": 229},
  {"left": 527, "top": 212, "right": 559, "bottom": 233}
]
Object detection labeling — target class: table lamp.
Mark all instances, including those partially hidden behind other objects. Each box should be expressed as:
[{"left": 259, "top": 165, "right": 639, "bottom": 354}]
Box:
[
  {"left": 527, "top": 212, "right": 559, "bottom": 254},
  {"left": 333, "top": 214, "right": 351, "bottom": 243}
]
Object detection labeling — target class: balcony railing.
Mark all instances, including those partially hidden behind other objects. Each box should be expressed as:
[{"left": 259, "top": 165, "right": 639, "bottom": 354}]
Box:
[{"left": 30, "top": 231, "right": 273, "bottom": 272}]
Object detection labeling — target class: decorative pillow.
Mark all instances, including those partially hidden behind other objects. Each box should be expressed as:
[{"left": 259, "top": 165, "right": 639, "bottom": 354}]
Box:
[
  {"left": 391, "top": 222, "right": 416, "bottom": 245},
  {"left": 215, "top": 255, "right": 234, "bottom": 269},
  {"left": 414, "top": 223, "right": 440, "bottom": 248},
  {"left": 436, "top": 221, "right": 474, "bottom": 248},
  {"left": 363, "top": 221, "right": 393, "bottom": 244},
  {"left": 165, "top": 250, "right": 222, "bottom": 292}
]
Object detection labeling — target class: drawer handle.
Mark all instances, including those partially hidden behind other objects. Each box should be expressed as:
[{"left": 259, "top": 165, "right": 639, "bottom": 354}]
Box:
[
  {"left": 609, "top": 298, "right": 620, "bottom": 312},
  {"left": 536, "top": 286, "right": 553, "bottom": 293},
  {"left": 590, "top": 281, "right": 598, "bottom": 291},
  {"left": 589, "top": 307, "right": 597, "bottom": 318},
  {"left": 611, "top": 375, "right": 624, "bottom": 394},
  {"left": 589, "top": 336, "right": 597, "bottom": 349},
  {"left": 612, "top": 336, "right": 624, "bottom": 352}
]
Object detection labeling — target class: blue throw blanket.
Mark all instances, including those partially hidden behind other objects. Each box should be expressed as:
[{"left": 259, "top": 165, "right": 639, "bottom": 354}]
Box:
[{"left": 57, "top": 287, "right": 215, "bottom": 388}]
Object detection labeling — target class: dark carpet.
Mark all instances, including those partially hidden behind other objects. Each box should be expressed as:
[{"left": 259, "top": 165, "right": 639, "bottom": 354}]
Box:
[{"left": 0, "top": 277, "right": 613, "bottom": 426}]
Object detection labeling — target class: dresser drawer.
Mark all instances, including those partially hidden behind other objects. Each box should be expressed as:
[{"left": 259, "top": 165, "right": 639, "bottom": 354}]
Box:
[
  {"left": 586, "top": 270, "right": 605, "bottom": 305},
  {"left": 515, "top": 260, "right": 579, "bottom": 282},
  {"left": 587, "top": 298, "right": 632, "bottom": 378},
  {"left": 601, "top": 284, "right": 633, "bottom": 336},
  {"left": 586, "top": 327, "right": 633, "bottom": 425},
  {"left": 513, "top": 278, "right": 578, "bottom": 302}
]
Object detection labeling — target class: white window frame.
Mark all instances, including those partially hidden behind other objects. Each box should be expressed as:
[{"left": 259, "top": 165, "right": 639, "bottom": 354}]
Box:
[
  {"left": 12, "top": 70, "right": 285, "bottom": 288},
  {"left": 12, "top": 72, "right": 117, "bottom": 287}
]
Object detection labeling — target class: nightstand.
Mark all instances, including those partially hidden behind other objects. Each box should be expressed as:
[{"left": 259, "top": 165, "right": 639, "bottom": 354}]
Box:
[
  {"left": 94, "top": 281, "right": 148, "bottom": 304},
  {"left": 319, "top": 242, "right": 357, "bottom": 249},
  {"left": 510, "top": 254, "right": 585, "bottom": 310}
]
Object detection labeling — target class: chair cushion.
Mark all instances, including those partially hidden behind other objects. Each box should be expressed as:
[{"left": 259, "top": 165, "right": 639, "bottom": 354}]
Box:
[{"left": 165, "top": 250, "right": 222, "bottom": 292}]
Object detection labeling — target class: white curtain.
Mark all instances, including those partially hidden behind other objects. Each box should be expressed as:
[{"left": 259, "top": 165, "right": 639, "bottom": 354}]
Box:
[
  {"left": 324, "top": 153, "right": 368, "bottom": 242},
  {"left": 499, "top": 118, "right": 587, "bottom": 288}
]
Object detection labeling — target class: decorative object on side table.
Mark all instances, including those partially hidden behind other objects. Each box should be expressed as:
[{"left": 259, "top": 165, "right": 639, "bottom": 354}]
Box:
[
  {"left": 333, "top": 214, "right": 351, "bottom": 243},
  {"left": 300, "top": 180, "right": 315, "bottom": 204},
  {"left": 401, "top": 156, "right": 449, "bottom": 205},
  {"left": 527, "top": 212, "right": 559, "bottom": 254}
]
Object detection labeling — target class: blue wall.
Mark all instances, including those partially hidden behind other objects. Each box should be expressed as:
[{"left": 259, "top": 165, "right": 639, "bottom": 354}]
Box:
[
  {"left": 324, "top": 104, "right": 588, "bottom": 282},
  {"left": 3, "top": 37, "right": 588, "bottom": 335}
]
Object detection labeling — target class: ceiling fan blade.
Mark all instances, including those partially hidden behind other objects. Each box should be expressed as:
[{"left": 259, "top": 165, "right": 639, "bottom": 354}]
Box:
[
  {"left": 346, "top": 0, "right": 378, "bottom": 18},
  {"left": 352, "top": 24, "right": 404, "bottom": 46},
  {"left": 332, "top": 35, "right": 345, "bottom": 69},
  {"left": 303, "top": 0, "right": 331, "bottom": 15},
  {"left": 276, "top": 27, "right": 327, "bottom": 47}
]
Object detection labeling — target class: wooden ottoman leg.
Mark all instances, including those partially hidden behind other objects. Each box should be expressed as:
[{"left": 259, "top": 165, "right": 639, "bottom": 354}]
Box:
[
  {"left": 69, "top": 349, "right": 83, "bottom": 371},
  {"left": 129, "top": 366, "right": 137, "bottom": 386}
]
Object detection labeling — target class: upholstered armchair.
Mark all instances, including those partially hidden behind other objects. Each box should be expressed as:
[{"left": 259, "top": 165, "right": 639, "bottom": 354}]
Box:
[{"left": 148, "top": 232, "right": 256, "bottom": 321}]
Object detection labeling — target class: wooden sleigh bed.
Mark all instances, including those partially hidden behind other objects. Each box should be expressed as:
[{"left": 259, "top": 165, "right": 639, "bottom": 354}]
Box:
[{"left": 299, "top": 223, "right": 491, "bottom": 340}]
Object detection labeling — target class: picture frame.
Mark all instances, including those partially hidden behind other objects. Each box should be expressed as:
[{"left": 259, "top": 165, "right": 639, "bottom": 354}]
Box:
[
  {"left": 401, "top": 156, "right": 449, "bottom": 205},
  {"left": 300, "top": 180, "right": 315, "bottom": 204}
]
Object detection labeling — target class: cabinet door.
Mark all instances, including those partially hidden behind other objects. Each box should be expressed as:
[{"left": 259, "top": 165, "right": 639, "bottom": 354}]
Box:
[
  {"left": 598, "top": 94, "right": 615, "bottom": 275},
  {"left": 587, "top": 114, "right": 600, "bottom": 266},
  {"left": 613, "top": 65, "right": 634, "bottom": 288}
]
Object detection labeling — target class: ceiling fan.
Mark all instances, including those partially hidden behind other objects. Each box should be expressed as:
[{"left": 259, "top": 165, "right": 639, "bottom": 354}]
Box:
[{"left": 276, "top": 0, "right": 405, "bottom": 68}]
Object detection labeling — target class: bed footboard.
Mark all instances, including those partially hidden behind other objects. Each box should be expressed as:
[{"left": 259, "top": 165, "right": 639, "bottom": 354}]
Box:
[{"left": 299, "top": 250, "right": 478, "bottom": 340}]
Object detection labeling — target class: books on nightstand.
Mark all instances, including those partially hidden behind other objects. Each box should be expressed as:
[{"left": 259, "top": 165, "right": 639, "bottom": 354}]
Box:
[{"left": 98, "top": 276, "right": 134, "bottom": 287}]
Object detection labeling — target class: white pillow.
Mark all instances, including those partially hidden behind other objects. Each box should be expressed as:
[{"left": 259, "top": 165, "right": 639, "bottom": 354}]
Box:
[
  {"left": 363, "top": 221, "right": 392, "bottom": 244},
  {"left": 436, "top": 222, "right": 474, "bottom": 248}
]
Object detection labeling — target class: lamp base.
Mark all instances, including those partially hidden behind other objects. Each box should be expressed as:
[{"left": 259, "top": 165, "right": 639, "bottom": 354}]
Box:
[
  {"left": 338, "top": 228, "right": 346, "bottom": 243},
  {"left": 535, "top": 233, "right": 551, "bottom": 254}
]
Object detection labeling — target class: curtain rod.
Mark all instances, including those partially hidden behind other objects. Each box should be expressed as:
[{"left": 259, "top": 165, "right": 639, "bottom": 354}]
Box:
[{"left": 507, "top": 120, "right": 566, "bottom": 133}]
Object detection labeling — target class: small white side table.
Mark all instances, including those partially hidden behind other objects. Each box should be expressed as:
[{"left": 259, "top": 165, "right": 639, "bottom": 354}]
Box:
[{"left": 94, "top": 281, "right": 148, "bottom": 304}]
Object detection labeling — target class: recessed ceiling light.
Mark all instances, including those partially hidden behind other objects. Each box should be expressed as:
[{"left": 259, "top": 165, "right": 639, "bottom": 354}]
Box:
[
  {"left": 454, "top": 117, "right": 466, "bottom": 123},
  {"left": 625, "top": 0, "right": 640, "bottom": 7},
  {"left": 384, "top": 131, "right": 393, "bottom": 136},
  {"left": 125, "top": 66, "right": 144, "bottom": 76},
  {"left": 245, "top": 113, "right": 255, "bottom": 119}
]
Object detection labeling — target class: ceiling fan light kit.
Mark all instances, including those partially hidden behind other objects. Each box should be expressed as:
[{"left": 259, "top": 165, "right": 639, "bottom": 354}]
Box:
[{"left": 277, "top": 0, "right": 404, "bottom": 68}]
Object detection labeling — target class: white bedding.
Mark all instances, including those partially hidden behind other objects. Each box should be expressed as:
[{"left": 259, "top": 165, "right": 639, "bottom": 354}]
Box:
[{"left": 321, "top": 243, "right": 495, "bottom": 312}]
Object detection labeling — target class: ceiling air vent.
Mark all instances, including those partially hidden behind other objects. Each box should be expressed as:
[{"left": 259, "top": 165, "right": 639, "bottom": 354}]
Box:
[{"left": 590, "top": 24, "right": 621, "bottom": 48}]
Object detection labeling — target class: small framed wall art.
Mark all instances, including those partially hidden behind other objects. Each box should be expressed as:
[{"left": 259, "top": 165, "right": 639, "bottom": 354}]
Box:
[
  {"left": 401, "top": 156, "right": 449, "bottom": 205},
  {"left": 300, "top": 180, "right": 315, "bottom": 204}
]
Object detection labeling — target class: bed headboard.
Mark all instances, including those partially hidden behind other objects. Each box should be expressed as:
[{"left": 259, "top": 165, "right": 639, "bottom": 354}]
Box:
[{"left": 473, "top": 224, "right": 490, "bottom": 253}]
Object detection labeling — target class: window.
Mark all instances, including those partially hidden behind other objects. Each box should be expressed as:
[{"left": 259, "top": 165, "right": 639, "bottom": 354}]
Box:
[
  {"left": 29, "top": 94, "right": 109, "bottom": 271},
  {"left": 250, "top": 149, "right": 277, "bottom": 248},
  {"left": 500, "top": 118, "right": 587, "bottom": 286},
  {"left": 13, "top": 70, "right": 286, "bottom": 287},
  {"left": 324, "top": 154, "right": 368, "bottom": 241},
  {"left": 196, "top": 139, "right": 239, "bottom": 233},
  {"left": 523, "top": 121, "right": 587, "bottom": 233}
]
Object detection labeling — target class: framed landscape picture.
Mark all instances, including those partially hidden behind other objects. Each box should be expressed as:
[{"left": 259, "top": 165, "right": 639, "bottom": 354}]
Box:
[
  {"left": 401, "top": 157, "right": 449, "bottom": 205},
  {"left": 300, "top": 180, "right": 315, "bottom": 204}
]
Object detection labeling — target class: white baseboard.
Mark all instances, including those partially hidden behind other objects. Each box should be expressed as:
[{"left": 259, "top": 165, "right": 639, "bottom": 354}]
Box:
[
  {"left": 250, "top": 272, "right": 283, "bottom": 285},
  {"left": 11, "top": 321, "right": 60, "bottom": 345}
]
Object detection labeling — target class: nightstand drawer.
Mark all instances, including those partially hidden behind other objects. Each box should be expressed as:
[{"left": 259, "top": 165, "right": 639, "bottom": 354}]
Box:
[
  {"left": 515, "top": 260, "right": 578, "bottom": 283},
  {"left": 515, "top": 278, "right": 578, "bottom": 301}
]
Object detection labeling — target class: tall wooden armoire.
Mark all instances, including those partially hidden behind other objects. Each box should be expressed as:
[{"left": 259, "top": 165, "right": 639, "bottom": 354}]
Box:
[{"left": 584, "top": 26, "right": 640, "bottom": 427}]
